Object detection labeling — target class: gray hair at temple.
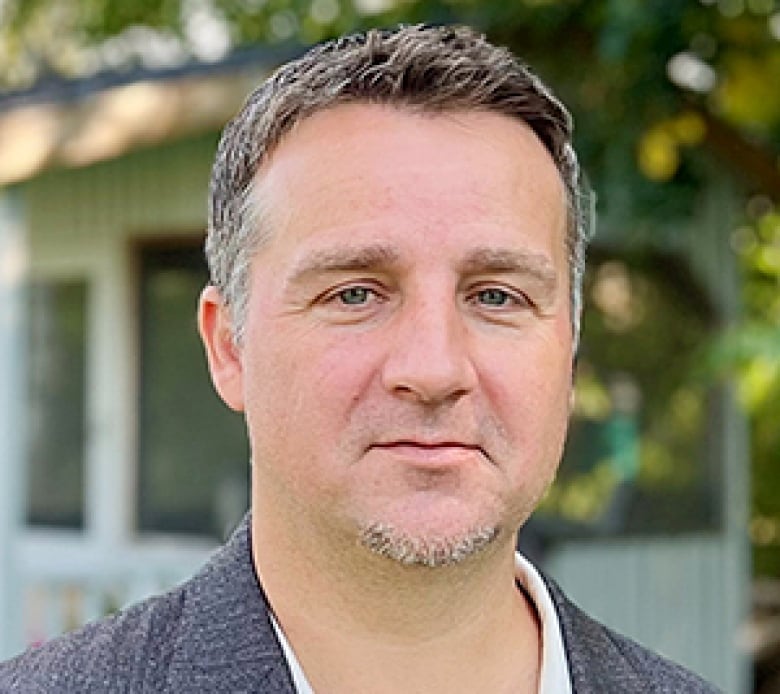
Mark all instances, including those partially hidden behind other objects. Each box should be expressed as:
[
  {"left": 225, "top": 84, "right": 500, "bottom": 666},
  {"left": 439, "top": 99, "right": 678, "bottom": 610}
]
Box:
[{"left": 206, "top": 24, "right": 595, "bottom": 348}]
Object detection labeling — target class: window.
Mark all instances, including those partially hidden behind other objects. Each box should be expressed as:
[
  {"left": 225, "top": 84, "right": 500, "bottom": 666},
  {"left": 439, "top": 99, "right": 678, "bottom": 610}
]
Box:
[
  {"left": 26, "top": 279, "right": 87, "bottom": 528},
  {"left": 137, "top": 242, "right": 248, "bottom": 539}
]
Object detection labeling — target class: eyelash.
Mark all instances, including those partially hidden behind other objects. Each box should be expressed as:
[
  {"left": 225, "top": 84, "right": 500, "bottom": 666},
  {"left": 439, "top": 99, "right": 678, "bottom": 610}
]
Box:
[
  {"left": 467, "top": 285, "right": 532, "bottom": 310},
  {"left": 318, "top": 282, "right": 532, "bottom": 314},
  {"left": 322, "top": 283, "right": 385, "bottom": 308}
]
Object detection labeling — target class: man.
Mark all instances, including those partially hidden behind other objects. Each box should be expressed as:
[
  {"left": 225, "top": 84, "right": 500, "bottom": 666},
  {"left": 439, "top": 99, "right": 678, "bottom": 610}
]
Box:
[{"left": 1, "top": 24, "right": 718, "bottom": 693}]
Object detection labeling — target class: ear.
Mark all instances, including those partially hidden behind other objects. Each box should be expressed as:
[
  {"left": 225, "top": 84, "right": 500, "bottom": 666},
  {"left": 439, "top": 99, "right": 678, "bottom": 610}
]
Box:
[{"left": 198, "top": 285, "right": 245, "bottom": 412}]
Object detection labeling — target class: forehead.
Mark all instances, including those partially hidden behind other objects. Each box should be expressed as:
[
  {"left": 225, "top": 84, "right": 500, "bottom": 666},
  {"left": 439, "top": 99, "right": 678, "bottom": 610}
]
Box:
[{"left": 252, "top": 103, "right": 567, "bottom": 258}]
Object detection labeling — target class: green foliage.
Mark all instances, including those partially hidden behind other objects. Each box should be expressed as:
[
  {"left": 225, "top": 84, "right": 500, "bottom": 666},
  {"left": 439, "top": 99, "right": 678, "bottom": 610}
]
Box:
[
  {"left": 713, "top": 203, "right": 780, "bottom": 575},
  {"left": 2, "top": 0, "right": 779, "bottom": 571},
  {"left": 540, "top": 252, "right": 716, "bottom": 534}
]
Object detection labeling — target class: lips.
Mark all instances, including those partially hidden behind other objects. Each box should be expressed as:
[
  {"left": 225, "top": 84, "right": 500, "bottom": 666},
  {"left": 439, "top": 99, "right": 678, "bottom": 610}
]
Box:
[
  {"left": 369, "top": 440, "right": 488, "bottom": 466},
  {"left": 374, "top": 440, "right": 481, "bottom": 451}
]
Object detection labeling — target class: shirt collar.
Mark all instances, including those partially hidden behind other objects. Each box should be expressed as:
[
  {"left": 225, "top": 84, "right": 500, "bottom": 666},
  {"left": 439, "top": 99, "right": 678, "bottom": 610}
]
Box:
[
  {"left": 271, "top": 552, "right": 572, "bottom": 694},
  {"left": 515, "top": 551, "right": 573, "bottom": 693}
]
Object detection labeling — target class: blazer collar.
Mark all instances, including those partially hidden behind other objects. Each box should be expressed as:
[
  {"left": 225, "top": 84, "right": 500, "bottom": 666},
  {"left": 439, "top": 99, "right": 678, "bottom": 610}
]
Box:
[
  {"left": 165, "top": 513, "right": 297, "bottom": 693},
  {"left": 164, "top": 514, "right": 647, "bottom": 693},
  {"left": 544, "top": 575, "right": 649, "bottom": 694}
]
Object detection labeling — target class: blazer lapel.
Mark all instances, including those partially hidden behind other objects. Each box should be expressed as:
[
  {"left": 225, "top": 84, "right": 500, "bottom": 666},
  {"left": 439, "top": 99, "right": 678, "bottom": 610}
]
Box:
[
  {"left": 544, "top": 576, "right": 649, "bottom": 694},
  {"left": 164, "top": 514, "right": 297, "bottom": 693}
]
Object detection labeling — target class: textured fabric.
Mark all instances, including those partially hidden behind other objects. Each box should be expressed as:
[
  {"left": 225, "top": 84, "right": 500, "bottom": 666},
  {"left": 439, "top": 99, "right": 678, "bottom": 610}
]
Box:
[
  {"left": 546, "top": 578, "right": 722, "bottom": 694},
  {"left": 0, "top": 516, "right": 296, "bottom": 694},
  {"left": 0, "top": 515, "right": 721, "bottom": 693}
]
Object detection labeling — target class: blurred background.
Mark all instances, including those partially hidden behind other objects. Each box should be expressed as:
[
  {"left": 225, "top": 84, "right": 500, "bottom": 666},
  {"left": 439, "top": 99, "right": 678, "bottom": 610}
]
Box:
[{"left": 0, "top": 0, "right": 778, "bottom": 691}]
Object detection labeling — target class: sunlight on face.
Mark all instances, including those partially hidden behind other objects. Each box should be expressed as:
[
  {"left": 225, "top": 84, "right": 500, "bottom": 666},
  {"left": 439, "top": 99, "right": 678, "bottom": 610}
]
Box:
[{"left": 215, "top": 104, "right": 574, "bottom": 566}]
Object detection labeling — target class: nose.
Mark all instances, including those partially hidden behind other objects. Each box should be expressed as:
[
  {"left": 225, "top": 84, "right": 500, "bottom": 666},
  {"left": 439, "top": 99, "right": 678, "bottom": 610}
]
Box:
[{"left": 380, "top": 294, "right": 478, "bottom": 405}]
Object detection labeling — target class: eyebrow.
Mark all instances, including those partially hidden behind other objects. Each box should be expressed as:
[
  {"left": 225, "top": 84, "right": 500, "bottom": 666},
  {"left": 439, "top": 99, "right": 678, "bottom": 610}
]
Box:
[
  {"left": 287, "top": 244, "right": 401, "bottom": 285},
  {"left": 286, "top": 243, "right": 560, "bottom": 294},
  {"left": 459, "top": 247, "right": 559, "bottom": 293}
]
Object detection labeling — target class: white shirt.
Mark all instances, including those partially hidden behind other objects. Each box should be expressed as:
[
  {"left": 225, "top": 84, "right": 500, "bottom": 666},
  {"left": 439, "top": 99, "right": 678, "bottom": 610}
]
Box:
[{"left": 270, "top": 553, "right": 572, "bottom": 693}]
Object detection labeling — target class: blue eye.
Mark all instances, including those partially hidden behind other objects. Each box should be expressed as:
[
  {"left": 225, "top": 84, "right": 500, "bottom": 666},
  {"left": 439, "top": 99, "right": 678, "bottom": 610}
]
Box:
[
  {"left": 476, "top": 288, "right": 512, "bottom": 306},
  {"left": 337, "top": 286, "right": 372, "bottom": 305}
]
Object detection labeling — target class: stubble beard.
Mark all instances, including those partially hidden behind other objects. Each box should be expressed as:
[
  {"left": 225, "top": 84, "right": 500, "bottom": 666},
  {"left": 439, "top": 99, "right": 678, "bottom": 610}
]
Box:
[{"left": 358, "top": 522, "right": 500, "bottom": 568}]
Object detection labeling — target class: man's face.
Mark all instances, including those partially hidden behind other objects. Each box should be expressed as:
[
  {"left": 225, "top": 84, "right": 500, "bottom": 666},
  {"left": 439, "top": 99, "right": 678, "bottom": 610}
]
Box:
[{"left": 203, "top": 103, "right": 574, "bottom": 564}]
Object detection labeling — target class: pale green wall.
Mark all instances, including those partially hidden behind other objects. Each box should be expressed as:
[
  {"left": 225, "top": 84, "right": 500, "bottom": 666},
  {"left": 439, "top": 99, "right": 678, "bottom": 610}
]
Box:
[{"left": 25, "top": 134, "right": 218, "bottom": 254}]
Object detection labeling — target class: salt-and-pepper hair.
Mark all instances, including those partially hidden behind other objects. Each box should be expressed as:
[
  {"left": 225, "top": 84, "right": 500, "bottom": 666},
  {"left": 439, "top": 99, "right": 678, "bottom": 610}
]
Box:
[{"left": 206, "top": 24, "right": 595, "bottom": 347}]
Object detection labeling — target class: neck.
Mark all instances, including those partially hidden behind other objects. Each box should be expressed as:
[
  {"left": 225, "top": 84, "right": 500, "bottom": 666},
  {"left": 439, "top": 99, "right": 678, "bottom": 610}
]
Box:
[{"left": 251, "top": 494, "right": 541, "bottom": 693}]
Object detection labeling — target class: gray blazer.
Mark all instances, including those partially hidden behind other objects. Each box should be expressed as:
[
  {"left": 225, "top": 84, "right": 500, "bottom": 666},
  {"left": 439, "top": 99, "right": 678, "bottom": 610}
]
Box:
[{"left": 0, "top": 516, "right": 720, "bottom": 693}]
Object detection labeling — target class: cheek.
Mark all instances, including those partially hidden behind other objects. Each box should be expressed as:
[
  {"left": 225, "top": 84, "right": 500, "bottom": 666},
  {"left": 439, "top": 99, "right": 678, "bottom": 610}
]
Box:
[
  {"left": 488, "top": 331, "right": 571, "bottom": 405},
  {"left": 493, "top": 353, "right": 571, "bottom": 517},
  {"left": 300, "top": 331, "right": 380, "bottom": 410},
  {"left": 482, "top": 337, "right": 573, "bottom": 460},
  {"left": 242, "top": 329, "right": 377, "bottom": 452}
]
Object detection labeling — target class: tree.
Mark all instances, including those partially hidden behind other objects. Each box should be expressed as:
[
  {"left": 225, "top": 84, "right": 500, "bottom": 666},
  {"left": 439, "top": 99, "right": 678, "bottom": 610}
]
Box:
[
  {"left": 2, "top": 0, "right": 778, "bottom": 572},
  {"left": 713, "top": 203, "right": 780, "bottom": 575}
]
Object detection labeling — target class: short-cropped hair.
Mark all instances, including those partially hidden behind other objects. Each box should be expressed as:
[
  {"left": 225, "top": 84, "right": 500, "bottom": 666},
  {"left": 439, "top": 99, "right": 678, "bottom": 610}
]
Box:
[{"left": 207, "top": 24, "right": 593, "bottom": 346}]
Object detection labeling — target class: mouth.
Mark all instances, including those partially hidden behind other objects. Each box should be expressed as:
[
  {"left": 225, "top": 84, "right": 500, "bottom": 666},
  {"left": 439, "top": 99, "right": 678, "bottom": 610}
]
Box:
[{"left": 369, "top": 440, "right": 489, "bottom": 466}]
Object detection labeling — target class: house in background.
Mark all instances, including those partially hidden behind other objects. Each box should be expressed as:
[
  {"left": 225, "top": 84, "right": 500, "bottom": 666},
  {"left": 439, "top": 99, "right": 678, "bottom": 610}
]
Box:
[{"left": 0, "top": 47, "right": 751, "bottom": 692}]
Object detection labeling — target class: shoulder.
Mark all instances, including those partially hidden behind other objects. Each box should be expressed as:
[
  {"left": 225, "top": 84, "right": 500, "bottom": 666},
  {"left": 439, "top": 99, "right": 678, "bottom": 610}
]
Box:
[
  {"left": 575, "top": 609, "right": 722, "bottom": 693},
  {"left": 0, "top": 516, "right": 290, "bottom": 693},
  {"left": 545, "top": 578, "right": 722, "bottom": 693},
  {"left": 0, "top": 586, "right": 186, "bottom": 693}
]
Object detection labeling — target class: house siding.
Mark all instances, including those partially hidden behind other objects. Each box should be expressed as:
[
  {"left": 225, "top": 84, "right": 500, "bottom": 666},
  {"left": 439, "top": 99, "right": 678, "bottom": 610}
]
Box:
[{"left": 0, "top": 135, "right": 751, "bottom": 694}]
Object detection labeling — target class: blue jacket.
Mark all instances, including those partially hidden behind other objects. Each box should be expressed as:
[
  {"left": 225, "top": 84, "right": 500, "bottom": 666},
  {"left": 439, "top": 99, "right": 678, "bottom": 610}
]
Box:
[{"left": 0, "top": 516, "right": 720, "bottom": 692}]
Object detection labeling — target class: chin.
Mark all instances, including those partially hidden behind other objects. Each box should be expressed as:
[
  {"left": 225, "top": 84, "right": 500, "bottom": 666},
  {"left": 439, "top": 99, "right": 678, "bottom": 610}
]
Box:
[{"left": 356, "top": 517, "right": 502, "bottom": 567}]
